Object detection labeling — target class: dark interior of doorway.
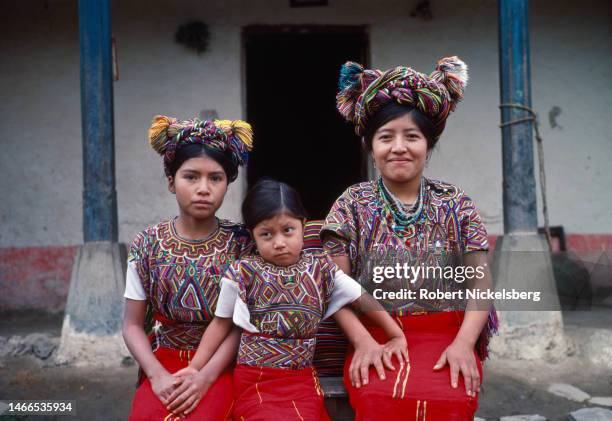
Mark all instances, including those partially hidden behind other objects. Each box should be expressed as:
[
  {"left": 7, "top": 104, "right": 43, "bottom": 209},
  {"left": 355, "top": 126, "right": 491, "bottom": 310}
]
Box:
[{"left": 244, "top": 26, "right": 368, "bottom": 220}]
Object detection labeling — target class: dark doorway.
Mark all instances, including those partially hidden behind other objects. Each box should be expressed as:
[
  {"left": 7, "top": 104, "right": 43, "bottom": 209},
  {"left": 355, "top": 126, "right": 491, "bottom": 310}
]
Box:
[{"left": 244, "top": 26, "right": 369, "bottom": 220}]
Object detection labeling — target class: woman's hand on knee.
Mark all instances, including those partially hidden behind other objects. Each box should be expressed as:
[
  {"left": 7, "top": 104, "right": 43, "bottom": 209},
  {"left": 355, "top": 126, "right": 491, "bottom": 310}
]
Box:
[
  {"left": 166, "top": 367, "right": 214, "bottom": 416},
  {"left": 149, "top": 368, "right": 176, "bottom": 406},
  {"left": 349, "top": 336, "right": 386, "bottom": 388},
  {"left": 382, "top": 335, "right": 409, "bottom": 370},
  {"left": 433, "top": 338, "right": 480, "bottom": 397}
]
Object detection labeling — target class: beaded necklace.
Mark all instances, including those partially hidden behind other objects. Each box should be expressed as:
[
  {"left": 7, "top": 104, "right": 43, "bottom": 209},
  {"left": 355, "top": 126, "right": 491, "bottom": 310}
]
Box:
[{"left": 377, "top": 176, "right": 425, "bottom": 231}]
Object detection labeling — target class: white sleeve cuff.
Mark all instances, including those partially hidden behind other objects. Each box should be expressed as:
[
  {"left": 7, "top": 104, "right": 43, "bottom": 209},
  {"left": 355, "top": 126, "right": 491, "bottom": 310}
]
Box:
[
  {"left": 124, "top": 261, "right": 146, "bottom": 300},
  {"left": 323, "top": 270, "right": 364, "bottom": 319},
  {"left": 233, "top": 297, "right": 259, "bottom": 333},
  {"left": 215, "top": 278, "right": 239, "bottom": 317},
  {"left": 215, "top": 278, "right": 259, "bottom": 332}
]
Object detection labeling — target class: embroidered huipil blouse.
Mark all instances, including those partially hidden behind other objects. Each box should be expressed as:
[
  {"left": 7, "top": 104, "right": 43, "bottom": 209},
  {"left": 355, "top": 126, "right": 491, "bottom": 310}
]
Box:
[
  {"left": 215, "top": 252, "right": 362, "bottom": 370},
  {"left": 321, "top": 178, "right": 490, "bottom": 314},
  {"left": 123, "top": 218, "right": 252, "bottom": 350}
]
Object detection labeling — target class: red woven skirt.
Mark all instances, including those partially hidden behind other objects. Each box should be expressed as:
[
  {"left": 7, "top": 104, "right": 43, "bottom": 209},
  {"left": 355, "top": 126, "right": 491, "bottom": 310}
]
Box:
[
  {"left": 344, "top": 311, "right": 482, "bottom": 421},
  {"left": 128, "top": 347, "right": 234, "bottom": 421},
  {"left": 233, "top": 364, "right": 330, "bottom": 421}
]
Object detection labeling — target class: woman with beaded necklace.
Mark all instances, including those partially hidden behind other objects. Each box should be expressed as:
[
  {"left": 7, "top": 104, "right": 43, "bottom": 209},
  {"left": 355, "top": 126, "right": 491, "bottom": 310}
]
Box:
[{"left": 322, "top": 57, "right": 498, "bottom": 420}]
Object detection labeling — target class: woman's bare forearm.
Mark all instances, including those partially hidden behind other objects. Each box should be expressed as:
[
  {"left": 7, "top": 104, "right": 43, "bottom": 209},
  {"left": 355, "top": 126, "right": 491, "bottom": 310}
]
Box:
[
  {"left": 456, "top": 251, "right": 493, "bottom": 345},
  {"left": 189, "top": 317, "right": 233, "bottom": 370},
  {"left": 199, "top": 326, "right": 241, "bottom": 378},
  {"left": 353, "top": 294, "right": 403, "bottom": 339},
  {"left": 329, "top": 255, "right": 378, "bottom": 345},
  {"left": 455, "top": 309, "right": 489, "bottom": 346},
  {"left": 122, "top": 299, "right": 166, "bottom": 379},
  {"left": 331, "top": 254, "right": 402, "bottom": 340},
  {"left": 333, "top": 307, "right": 374, "bottom": 346}
]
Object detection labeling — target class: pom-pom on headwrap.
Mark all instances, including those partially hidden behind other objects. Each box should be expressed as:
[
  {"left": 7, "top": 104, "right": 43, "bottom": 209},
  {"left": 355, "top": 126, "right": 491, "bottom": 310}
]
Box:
[
  {"left": 336, "top": 56, "right": 468, "bottom": 140},
  {"left": 147, "top": 115, "right": 253, "bottom": 177},
  {"left": 214, "top": 119, "right": 253, "bottom": 168}
]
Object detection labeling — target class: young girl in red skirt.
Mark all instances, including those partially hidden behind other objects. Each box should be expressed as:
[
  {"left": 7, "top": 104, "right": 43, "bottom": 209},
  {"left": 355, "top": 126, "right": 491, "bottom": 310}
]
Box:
[
  {"left": 177, "top": 178, "right": 409, "bottom": 420},
  {"left": 123, "top": 115, "right": 254, "bottom": 420}
]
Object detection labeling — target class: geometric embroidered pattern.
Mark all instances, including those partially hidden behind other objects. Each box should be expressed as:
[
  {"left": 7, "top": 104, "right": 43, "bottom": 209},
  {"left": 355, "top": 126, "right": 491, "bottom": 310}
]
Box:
[
  {"left": 225, "top": 252, "right": 338, "bottom": 370},
  {"left": 322, "top": 177, "right": 489, "bottom": 314},
  {"left": 128, "top": 218, "right": 253, "bottom": 350},
  {"left": 238, "top": 334, "right": 317, "bottom": 370},
  {"left": 321, "top": 177, "right": 499, "bottom": 361}
]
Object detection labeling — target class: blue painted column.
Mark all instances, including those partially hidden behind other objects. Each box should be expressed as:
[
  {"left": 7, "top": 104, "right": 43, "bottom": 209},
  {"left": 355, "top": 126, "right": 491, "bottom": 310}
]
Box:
[
  {"left": 498, "top": 0, "right": 537, "bottom": 233},
  {"left": 79, "top": 0, "right": 117, "bottom": 242}
]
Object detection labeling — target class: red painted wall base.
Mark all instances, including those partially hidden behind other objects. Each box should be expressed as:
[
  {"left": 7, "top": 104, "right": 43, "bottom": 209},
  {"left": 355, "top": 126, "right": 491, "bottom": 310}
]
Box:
[{"left": 1, "top": 235, "right": 610, "bottom": 313}]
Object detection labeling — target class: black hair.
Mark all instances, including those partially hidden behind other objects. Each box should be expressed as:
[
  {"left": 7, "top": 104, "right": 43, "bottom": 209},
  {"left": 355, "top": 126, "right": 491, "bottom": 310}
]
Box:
[
  {"left": 168, "top": 144, "right": 239, "bottom": 182},
  {"left": 362, "top": 102, "right": 437, "bottom": 151},
  {"left": 242, "top": 178, "right": 308, "bottom": 231}
]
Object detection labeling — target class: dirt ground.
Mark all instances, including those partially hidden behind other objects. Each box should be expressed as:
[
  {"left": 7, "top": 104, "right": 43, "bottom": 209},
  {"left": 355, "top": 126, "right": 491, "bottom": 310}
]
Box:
[{"left": 1, "top": 314, "right": 611, "bottom": 421}]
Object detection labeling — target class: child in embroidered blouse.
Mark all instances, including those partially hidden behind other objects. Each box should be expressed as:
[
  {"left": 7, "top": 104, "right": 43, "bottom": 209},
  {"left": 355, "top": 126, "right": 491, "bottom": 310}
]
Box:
[{"left": 177, "top": 178, "right": 409, "bottom": 420}]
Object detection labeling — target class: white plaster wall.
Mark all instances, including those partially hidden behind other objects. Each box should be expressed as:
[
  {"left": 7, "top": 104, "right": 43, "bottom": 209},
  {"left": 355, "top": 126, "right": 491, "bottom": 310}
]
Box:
[
  {"left": 1, "top": 0, "right": 610, "bottom": 248},
  {"left": 1, "top": 1, "right": 82, "bottom": 247}
]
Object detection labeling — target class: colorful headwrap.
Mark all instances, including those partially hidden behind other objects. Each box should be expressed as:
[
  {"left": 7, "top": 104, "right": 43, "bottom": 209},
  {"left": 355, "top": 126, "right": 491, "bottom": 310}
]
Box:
[
  {"left": 336, "top": 56, "right": 468, "bottom": 140},
  {"left": 148, "top": 115, "right": 253, "bottom": 178}
]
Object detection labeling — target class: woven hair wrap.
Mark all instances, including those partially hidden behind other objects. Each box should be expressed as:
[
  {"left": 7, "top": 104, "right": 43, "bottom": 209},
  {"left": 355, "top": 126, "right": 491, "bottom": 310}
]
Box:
[
  {"left": 148, "top": 115, "right": 253, "bottom": 177},
  {"left": 336, "top": 56, "right": 468, "bottom": 140}
]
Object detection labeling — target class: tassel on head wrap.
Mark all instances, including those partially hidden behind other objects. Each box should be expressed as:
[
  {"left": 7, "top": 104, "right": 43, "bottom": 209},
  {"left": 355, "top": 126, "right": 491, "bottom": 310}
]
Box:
[
  {"left": 336, "top": 56, "right": 468, "bottom": 140},
  {"left": 147, "top": 115, "right": 254, "bottom": 177},
  {"left": 214, "top": 119, "right": 253, "bottom": 167},
  {"left": 430, "top": 56, "right": 469, "bottom": 108},
  {"left": 148, "top": 115, "right": 178, "bottom": 154}
]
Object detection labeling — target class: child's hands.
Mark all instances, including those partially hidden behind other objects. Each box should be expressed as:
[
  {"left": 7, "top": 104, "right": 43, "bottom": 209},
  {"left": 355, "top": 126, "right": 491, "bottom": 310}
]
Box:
[
  {"left": 166, "top": 366, "right": 214, "bottom": 416},
  {"left": 173, "top": 365, "right": 198, "bottom": 379},
  {"left": 382, "top": 335, "right": 409, "bottom": 370},
  {"left": 149, "top": 369, "right": 176, "bottom": 406},
  {"left": 349, "top": 336, "right": 387, "bottom": 389}
]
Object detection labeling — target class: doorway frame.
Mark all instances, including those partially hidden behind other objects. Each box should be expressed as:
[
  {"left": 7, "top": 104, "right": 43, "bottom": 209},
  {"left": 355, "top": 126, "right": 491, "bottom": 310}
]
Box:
[{"left": 240, "top": 24, "right": 374, "bottom": 193}]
